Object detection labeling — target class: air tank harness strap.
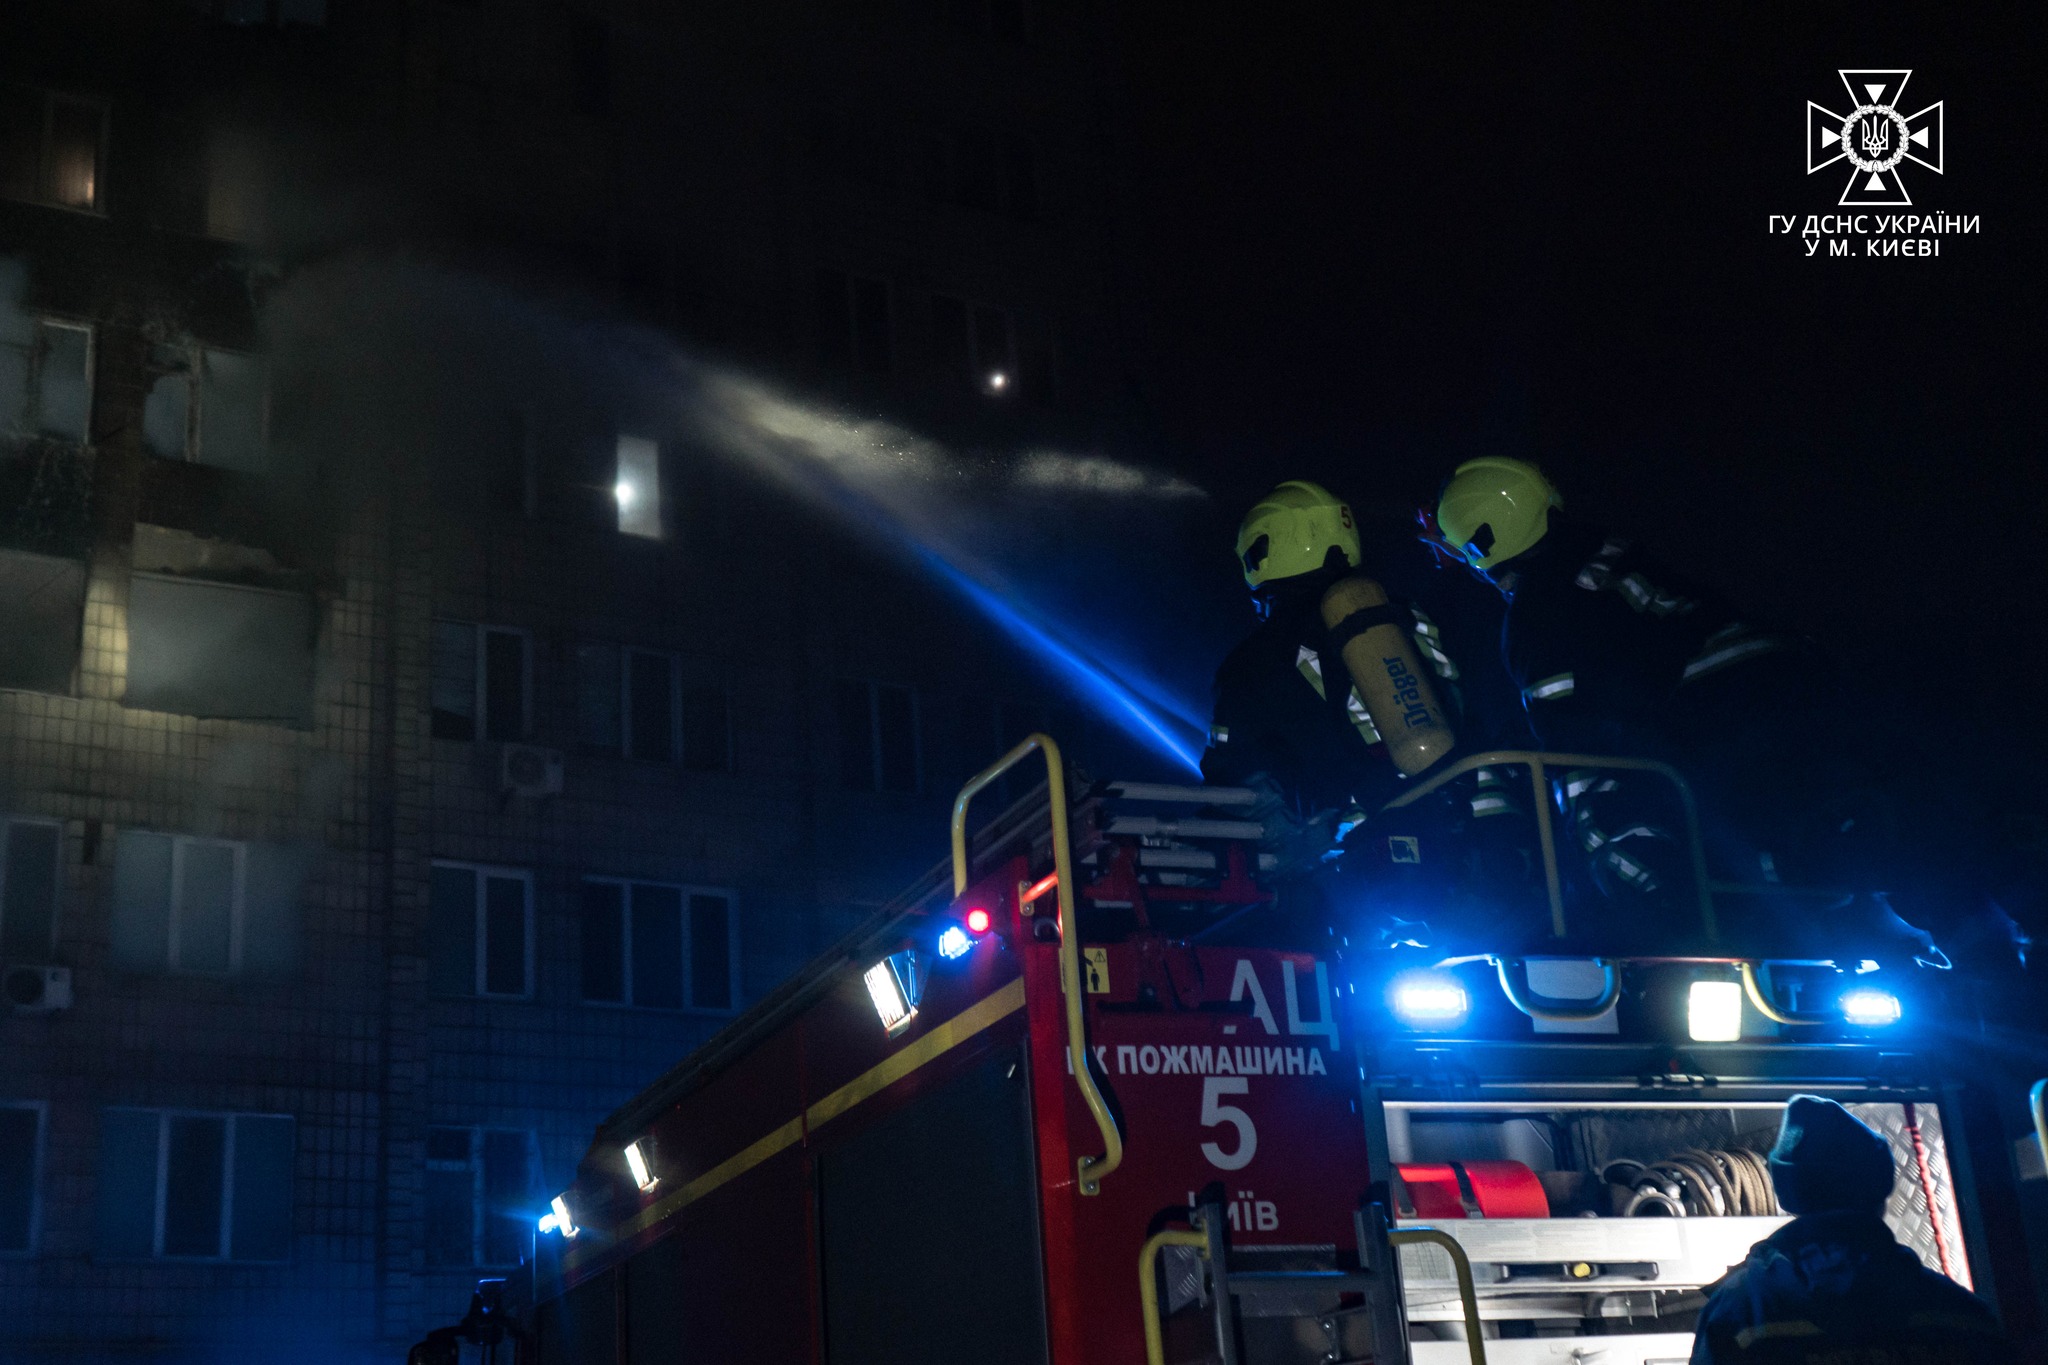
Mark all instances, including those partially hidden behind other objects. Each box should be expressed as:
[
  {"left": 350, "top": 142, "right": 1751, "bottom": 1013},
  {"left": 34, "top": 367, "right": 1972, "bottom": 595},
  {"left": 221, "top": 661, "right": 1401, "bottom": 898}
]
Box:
[{"left": 1324, "top": 601, "right": 1412, "bottom": 653}]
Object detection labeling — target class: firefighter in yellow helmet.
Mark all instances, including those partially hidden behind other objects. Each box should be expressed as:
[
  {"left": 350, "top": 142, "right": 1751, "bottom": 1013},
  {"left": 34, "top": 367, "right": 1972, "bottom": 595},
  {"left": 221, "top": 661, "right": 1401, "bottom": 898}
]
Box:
[
  {"left": 1430, "top": 458, "right": 1905, "bottom": 938},
  {"left": 1203, "top": 480, "right": 1501, "bottom": 839}
]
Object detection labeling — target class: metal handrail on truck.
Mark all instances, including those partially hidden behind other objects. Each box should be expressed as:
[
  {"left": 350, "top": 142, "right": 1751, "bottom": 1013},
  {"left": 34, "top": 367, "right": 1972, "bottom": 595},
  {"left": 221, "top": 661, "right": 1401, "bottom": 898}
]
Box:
[
  {"left": 950, "top": 732, "right": 1124, "bottom": 1196},
  {"left": 1138, "top": 1196, "right": 1489, "bottom": 1365}
]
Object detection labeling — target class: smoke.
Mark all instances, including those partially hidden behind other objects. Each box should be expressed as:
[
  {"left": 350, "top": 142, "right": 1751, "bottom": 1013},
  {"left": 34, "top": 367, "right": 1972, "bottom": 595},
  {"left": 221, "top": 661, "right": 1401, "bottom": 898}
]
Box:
[{"left": 260, "top": 255, "right": 1229, "bottom": 773}]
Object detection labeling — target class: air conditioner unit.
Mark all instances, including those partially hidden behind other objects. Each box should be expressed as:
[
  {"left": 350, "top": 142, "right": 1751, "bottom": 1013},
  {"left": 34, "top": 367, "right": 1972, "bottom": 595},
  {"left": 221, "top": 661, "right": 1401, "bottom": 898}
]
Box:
[
  {"left": 4, "top": 965, "right": 72, "bottom": 1013},
  {"left": 500, "top": 744, "right": 565, "bottom": 797}
]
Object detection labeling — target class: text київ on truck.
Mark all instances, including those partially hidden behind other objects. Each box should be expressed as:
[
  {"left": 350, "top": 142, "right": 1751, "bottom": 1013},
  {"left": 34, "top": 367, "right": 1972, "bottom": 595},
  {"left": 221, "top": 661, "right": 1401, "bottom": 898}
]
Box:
[{"left": 410, "top": 737, "right": 2048, "bottom": 1365}]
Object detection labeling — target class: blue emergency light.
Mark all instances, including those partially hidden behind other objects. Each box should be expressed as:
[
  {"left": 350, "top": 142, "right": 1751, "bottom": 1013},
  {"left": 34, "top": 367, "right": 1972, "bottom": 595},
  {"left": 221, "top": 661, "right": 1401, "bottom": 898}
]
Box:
[
  {"left": 1389, "top": 970, "right": 1470, "bottom": 1030},
  {"left": 1840, "top": 986, "right": 1903, "bottom": 1028}
]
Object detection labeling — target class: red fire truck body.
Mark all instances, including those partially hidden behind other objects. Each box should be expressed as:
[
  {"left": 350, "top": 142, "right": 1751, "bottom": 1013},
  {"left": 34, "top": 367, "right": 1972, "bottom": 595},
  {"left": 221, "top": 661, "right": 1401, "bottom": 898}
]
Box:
[{"left": 425, "top": 742, "right": 2045, "bottom": 1365}]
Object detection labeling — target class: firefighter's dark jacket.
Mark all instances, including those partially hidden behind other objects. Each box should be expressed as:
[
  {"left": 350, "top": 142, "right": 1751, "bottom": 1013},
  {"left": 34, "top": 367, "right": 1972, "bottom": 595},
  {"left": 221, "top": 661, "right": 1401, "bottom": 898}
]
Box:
[
  {"left": 1502, "top": 512, "right": 1775, "bottom": 756},
  {"left": 1689, "top": 1211, "right": 2006, "bottom": 1364},
  {"left": 1201, "top": 553, "right": 1509, "bottom": 816}
]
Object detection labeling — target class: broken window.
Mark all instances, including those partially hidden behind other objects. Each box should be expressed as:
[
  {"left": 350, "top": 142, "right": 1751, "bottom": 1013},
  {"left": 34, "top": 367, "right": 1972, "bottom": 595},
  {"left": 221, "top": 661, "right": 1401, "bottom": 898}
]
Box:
[
  {"left": 142, "top": 344, "right": 268, "bottom": 474},
  {"left": 123, "top": 573, "right": 316, "bottom": 723},
  {"left": 94, "top": 1109, "right": 294, "bottom": 1261},
  {"left": 204, "top": 126, "right": 268, "bottom": 244},
  {"left": 0, "top": 316, "right": 93, "bottom": 443},
  {"left": 108, "top": 831, "right": 304, "bottom": 977},
  {"left": 430, "top": 622, "right": 530, "bottom": 742},
  {"left": 425, "top": 1127, "right": 536, "bottom": 1268},
  {"left": 0, "top": 85, "right": 107, "bottom": 213},
  {"left": 0, "top": 548, "right": 84, "bottom": 693}
]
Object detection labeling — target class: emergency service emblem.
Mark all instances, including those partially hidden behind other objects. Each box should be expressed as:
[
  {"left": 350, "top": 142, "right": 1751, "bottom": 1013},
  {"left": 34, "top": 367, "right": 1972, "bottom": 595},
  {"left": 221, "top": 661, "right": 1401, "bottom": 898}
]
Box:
[{"left": 1808, "top": 69, "right": 1943, "bottom": 206}]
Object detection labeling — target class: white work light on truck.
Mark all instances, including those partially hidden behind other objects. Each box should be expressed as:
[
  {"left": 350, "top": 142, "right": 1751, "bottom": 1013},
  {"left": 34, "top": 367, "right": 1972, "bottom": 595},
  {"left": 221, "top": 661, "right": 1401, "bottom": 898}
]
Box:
[
  {"left": 538, "top": 1195, "right": 578, "bottom": 1238},
  {"left": 863, "top": 951, "right": 923, "bottom": 1035},
  {"left": 1687, "top": 980, "right": 1744, "bottom": 1041},
  {"left": 623, "top": 1140, "right": 658, "bottom": 1193}
]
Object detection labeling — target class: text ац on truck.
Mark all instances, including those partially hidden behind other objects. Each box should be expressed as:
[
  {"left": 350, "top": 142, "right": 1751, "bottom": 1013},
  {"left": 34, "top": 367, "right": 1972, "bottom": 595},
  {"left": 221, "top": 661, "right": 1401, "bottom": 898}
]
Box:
[{"left": 410, "top": 735, "right": 2048, "bottom": 1365}]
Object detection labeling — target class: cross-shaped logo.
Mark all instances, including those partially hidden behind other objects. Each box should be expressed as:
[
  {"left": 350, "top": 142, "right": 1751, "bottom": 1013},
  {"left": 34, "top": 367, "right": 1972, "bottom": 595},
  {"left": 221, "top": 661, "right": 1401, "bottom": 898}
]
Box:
[{"left": 1808, "top": 69, "right": 1944, "bottom": 206}]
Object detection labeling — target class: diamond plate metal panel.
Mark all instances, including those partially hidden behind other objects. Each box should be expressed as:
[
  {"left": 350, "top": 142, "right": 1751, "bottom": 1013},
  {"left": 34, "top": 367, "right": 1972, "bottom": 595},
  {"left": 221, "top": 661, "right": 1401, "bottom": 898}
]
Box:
[{"left": 1849, "top": 1101, "right": 1972, "bottom": 1290}]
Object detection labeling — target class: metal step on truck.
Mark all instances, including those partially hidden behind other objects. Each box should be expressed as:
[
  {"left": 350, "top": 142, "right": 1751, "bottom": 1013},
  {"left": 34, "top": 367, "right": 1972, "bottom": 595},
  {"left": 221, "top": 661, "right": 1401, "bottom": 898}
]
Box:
[{"left": 409, "top": 736, "right": 2048, "bottom": 1365}]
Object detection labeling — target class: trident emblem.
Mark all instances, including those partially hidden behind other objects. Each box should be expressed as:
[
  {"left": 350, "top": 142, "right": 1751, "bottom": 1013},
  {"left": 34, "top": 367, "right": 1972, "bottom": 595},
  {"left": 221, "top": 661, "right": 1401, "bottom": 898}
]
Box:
[{"left": 1807, "top": 70, "right": 1943, "bottom": 206}]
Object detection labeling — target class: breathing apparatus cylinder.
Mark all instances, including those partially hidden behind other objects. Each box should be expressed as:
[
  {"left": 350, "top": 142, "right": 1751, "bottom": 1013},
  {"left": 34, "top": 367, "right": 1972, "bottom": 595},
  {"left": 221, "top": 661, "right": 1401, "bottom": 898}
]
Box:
[{"left": 1318, "top": 576, "right": 1456, "bottom": 777}]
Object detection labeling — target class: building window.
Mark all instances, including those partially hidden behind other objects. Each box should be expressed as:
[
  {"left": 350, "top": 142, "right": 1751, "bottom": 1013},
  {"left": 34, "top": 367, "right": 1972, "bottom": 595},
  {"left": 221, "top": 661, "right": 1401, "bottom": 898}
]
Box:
[
  {"left": 0, "top": 1103, "right": 44, "bottom": 1256},
  {"left": 0, "top": 85, "right": 107, "bottom": 213},
  {"left": 0, "top": 317, "right": 93, "bottom": 443},
  {"left": 814, "top": 269, "right": 893, "bottom": 378},
  {"left": 930, "top": 295, "right": 1054, "bottom": 404},
  {"left": 94, "top": 1110, "right": 294, "bottom": 1262},
  {"left": 431, "top": 622, "right": 531, "bottom": 742},
  {"left": 108, "top": 832, "right": 304, "bottom": 977},
  {"left": 425, "top": 1127, "right": 536, "bottom": 1268},
  {"left": 428, "top": 862, "right": 533, "bottom": 1000},
  {"left": 0, "top": 818, "right": 61, "bottom": 960},
  {"left": 141, "top": 345, "right": 268, "bottom": 472},
  {"left": 574, "top": 646, "right": 730, "bottom": 770},
  {"left": 923, "top": 129, "right": 1036, "bottom": 220},
  {"left": 123, "top": 574, "right": 317, "bottom": 725},
  {"left": 186, "top": 0, "right": 328, "bottom": 25},
  {"left": 837, "top": 679, "right": 919, "bottom": 794},
  {"left": 614, "top": 434, "right": 661, "bottom": 538},
  {"left": 581, "top": 881, "right": 737, "bottom": 1013}
]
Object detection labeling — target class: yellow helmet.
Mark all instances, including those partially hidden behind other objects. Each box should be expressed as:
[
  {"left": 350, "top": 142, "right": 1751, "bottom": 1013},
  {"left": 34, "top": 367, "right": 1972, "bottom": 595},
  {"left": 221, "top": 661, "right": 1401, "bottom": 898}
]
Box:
[
  {"left": 1434, "top": 458, "right": 1561, "bottom": 571},
  {"left": 1235, "top": 480, "right": 1360, "bottom": 590}
]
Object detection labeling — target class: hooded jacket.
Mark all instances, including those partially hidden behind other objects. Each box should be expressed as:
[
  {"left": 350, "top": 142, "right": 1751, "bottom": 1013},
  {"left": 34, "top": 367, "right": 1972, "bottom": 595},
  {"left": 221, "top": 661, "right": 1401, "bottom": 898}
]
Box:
[{"left": 1689, "top": 1210, "right": 2006, "bottom": 1365}]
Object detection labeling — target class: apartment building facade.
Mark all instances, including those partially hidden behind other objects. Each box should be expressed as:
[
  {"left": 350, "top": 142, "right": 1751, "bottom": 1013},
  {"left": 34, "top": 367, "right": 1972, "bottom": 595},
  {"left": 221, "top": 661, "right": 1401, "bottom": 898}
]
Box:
[{"left": 0, "top": 0, "right": 1145, "bottom": 1358}]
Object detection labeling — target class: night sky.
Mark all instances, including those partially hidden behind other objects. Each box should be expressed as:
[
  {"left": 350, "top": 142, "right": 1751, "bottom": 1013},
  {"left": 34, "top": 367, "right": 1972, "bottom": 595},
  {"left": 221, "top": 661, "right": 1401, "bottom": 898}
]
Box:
[{"left": 1113, "top": 1, "right": 2047, "bottom": 764}]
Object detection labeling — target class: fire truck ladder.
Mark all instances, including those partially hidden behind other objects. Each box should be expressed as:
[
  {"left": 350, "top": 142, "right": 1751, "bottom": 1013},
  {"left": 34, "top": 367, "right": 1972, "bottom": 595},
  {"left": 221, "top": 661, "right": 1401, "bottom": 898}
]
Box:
[{"left": 1139, "top": 1197, "right": 1487, "bottom": 1365}]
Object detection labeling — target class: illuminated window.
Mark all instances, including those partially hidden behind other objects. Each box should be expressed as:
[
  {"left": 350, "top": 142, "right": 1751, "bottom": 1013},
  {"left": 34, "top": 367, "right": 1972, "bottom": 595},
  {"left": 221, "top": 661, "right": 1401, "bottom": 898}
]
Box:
[
  {"left": 430, "top": 622, "right": 531, "bottom": 741},
  {"left": 141, "top": 344, "right": 267, "bottom": 473},
  {"left": 814, "top": 269, "right": 893, "bottom": 377},
  {"left": 428, "top": 862, "right": 533, "bottom": 1000},
  {"left": 425, "top": 1127, "right": 536, "bottom": 1268},
  {"left": 581, "top": 880, "right": 737, "bottom": 1013},
  {"left": 95, "top": 1109, "right": 294, "bottom": 1262},
  {"left": 837, "top": 679, "right": 919, "bottom": 794},
  {"left": 0, "top": 1103, "right": 44, "bottom": 1255},
  {"left": 615, "top": 434, "right": 661, "bottom": 538},
  {"left": 0, "top": 85, "right": 107, "bottom": 213},
  {"left": 0, "top": 316, "right": 93, "bottom": 443}
]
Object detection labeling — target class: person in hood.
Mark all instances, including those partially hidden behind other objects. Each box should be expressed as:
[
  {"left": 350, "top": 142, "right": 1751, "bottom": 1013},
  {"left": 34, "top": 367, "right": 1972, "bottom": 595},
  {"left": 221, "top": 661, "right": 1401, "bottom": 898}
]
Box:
[{"left": 1690, "top": 1095, "right": 2005, "bottom": 1364}]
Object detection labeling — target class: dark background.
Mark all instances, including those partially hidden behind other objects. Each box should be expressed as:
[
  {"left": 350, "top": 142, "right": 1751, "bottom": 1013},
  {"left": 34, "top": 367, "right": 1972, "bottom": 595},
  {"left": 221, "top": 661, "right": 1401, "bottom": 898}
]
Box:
[{"left": 1111, "top": 0, "right": 2047, "bottom": 764}]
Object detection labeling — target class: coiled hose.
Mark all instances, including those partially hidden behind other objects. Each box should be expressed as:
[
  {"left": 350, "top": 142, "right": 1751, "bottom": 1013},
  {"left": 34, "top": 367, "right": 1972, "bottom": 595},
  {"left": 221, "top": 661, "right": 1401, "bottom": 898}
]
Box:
[{"left": 1605, "top": 1150, "right": 1778, "bottom": 1217}]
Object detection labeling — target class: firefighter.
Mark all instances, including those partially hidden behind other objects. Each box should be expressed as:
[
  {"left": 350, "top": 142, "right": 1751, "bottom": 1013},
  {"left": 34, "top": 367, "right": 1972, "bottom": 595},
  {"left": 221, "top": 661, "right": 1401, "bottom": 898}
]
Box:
[
  {"left": 1431, "top": 457, "right": 1883, "bottom": 924},
  {"left": 1689, "top": 1095, "right": 2006, "bottom": 1364},
  {"left": 1203, "top": 481, "right": 1531, "bottom": 942}
]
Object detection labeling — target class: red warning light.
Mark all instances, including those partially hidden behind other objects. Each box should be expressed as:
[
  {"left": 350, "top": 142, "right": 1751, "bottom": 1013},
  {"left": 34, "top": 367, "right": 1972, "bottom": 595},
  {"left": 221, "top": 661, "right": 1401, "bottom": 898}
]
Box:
[{"left": 964, "top": 907, "right": 993, "bottom": 935}]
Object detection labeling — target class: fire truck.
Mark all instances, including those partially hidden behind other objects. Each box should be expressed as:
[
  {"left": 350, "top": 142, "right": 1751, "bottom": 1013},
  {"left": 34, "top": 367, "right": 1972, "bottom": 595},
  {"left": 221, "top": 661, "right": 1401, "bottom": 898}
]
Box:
[{"left": 411, "top": 736, "right": 2048, "bottom": 1365}]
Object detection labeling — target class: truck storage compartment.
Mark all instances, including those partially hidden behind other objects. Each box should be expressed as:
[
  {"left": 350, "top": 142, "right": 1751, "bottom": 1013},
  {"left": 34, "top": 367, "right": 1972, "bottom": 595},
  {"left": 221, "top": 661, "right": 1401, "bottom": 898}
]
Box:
[{"left": 1385, "top": 1100, "right": 1971, "bottom": 1365}]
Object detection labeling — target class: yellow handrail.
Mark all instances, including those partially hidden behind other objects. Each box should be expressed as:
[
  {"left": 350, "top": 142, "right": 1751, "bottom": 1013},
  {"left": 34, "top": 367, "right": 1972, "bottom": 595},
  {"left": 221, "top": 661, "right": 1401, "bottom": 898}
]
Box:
[
  {"left": 950, "top": 732, "right": 1123, "bottom": 1196},
  {"left": 2031, "top": 1081, "right": 2048, "bottom": 1179},
  {"left": 1138, "top": 1227, "right": 1210, "bottom": 1365},
  {"left": 1492, "top": 957, "right": 1620, "bottom": 1023},
  {"left": 1381, "top": 749, "right": 1717, "bottom": 942},
  {"left": 1739, "top": 961, "right": 1831, "bottom": 1026},
  {"left": 1388, "top": 1228, "right": 1489, "bottom": 1365}
]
